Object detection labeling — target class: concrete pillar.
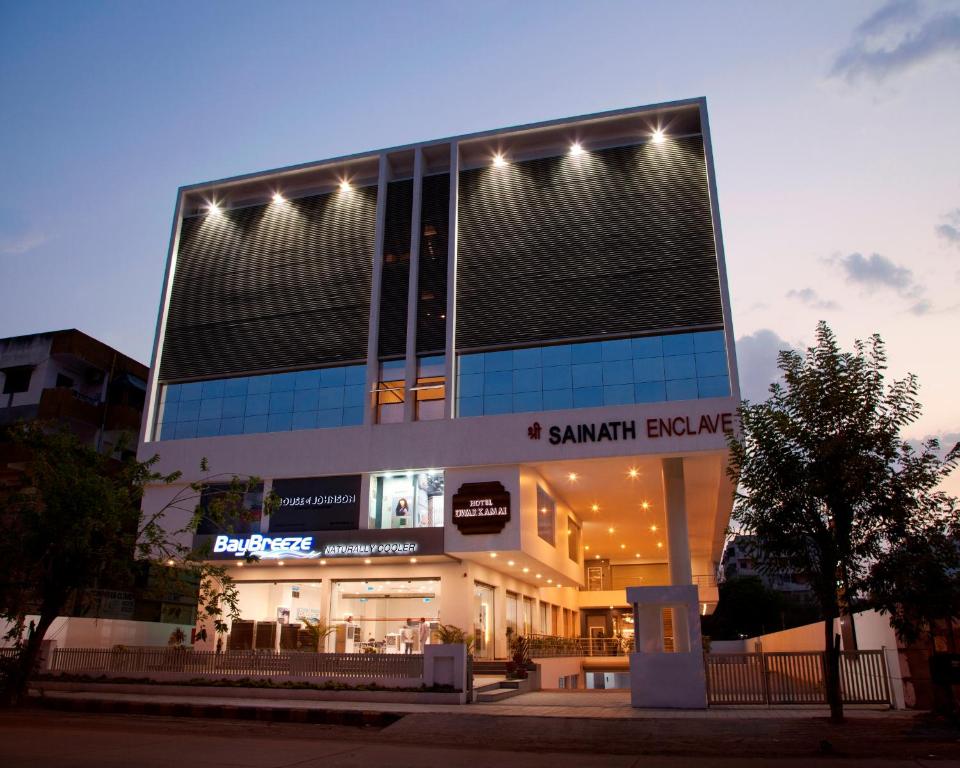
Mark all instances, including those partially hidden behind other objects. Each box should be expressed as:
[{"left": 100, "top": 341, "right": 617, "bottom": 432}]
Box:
[
  {"left": 402, "top": 148, "right": 424, "bottom": 423},
  {"left": 662, "top": 457, "right": 692, "bottom": 586},
  {"left": 363, "top": 154, "right": 391, "bottom": 426},
  {"left": 442, "top": 143, "right": 460, "bottom": 419}
]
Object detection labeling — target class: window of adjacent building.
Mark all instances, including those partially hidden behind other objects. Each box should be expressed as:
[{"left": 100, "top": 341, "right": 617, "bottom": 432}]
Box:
[
  {"left": 55, "top": 373, "right": 75, "bottom": 389},
  {"left": 567, "top": 516, "right": 581, "bottom": 561},
  {"left": 536, "top": 486, "right": 556, "bottom": 546},
  {"left": 414, "top": 355, "right": 445, "bottom": 421},
  {"left": 375, "top": 360, "right": 406, "bottom": 424},
  {"left": 1, "top": 365, "right": 33, "bottom": 395},
  {"left": 370, "top": 470, "right": 444, "bottom": 529}
]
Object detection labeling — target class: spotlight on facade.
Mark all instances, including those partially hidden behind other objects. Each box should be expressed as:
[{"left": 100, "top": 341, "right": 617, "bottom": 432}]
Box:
[
  {"left": 410, "top": 557, "right": 417, "bottom": 563},
  {"left": 206, "top": 201, "right": 222, "bottom": 215},
  {"left": 272, "top": 192, "right": 286, "bottom": 205},
  {"left": 319, "top": 560, "right": 327, "bottom": 566},
  {"left": 492, "top": 153, "right": 506, "bottom": 167},
  {"left": 651, "top": 128, "right": 666, "bottom": 144},
  {"left": 490, "top": 552, "right": 497, "bottom": 558},
  {"left": 569, "top": 142, "right": 584, "bottom": 156},
  {"left": 278, "top": 561, "right": 285, "bottom": 566},
  {"left": 364, "top": 558, "right": 372, "bottom": 564},
  {"left": 339, "top": 180, "right": 352, "bottom": 192}
]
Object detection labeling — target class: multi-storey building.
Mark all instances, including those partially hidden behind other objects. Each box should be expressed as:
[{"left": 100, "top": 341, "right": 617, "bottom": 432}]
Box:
[{"left": 138, "top": 98, "right": 739, "bottom": 701}]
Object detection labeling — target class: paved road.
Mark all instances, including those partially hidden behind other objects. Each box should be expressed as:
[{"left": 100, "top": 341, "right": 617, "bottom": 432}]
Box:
[{"left": 2, "top": 709, "right": 960, "bottom": 767}]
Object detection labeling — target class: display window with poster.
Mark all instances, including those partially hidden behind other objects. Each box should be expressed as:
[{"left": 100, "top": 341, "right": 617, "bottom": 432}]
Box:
[{"left": 370, "top": 471, "right": 444, "bottom": 529}]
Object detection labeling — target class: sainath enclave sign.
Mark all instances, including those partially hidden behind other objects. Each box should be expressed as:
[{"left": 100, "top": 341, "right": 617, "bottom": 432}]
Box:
[{"left": 527, "top": 412, "right": 734, "bottom": 445}]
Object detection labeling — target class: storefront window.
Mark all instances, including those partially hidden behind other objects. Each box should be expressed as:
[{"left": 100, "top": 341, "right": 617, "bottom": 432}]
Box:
[
  {"left": 329, "top": 579, "right": 440, "bottom": 653},
  {"left": 474, "top": 582, "right": 496, "bottom": 660},
  {"left": 537, "top": 486, "right": 556, "bottom": 546},
  {"left": 228, "top": 581, "right": 324, "bottom": 651},
  {"left": 370, "top": 470, "right": 444, "bottom": 529}
]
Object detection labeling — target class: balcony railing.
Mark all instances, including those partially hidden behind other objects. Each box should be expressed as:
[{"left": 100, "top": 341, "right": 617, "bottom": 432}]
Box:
[{"left": 528, "top": 634, "right": 634, "bottom": 658}]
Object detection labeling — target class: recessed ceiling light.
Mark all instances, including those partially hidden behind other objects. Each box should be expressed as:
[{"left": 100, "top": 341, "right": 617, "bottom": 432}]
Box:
[
  {"left": 657, "top": 542, "right": 663, "bottom": 549},
  {"left": 522, "top": 567, "right": 529, "bottom": 573},
  {"left": 595, "top": 554, "right": 600, "bottom": 559},
  {"left": 584, "top": 545, "right": 590, "bottom": 551},
  {"left": 410, "top": 557, "right": 417, "bottom": 563},
  {"left": 628, "top": 467, "right": 638, "bottom": 479},
  {"left": 635, "top": 553, "right": 640, "bottom": 558},
  {"left": 642, "top": 501, "right": 650, "bottom": 510},
  {"left": 492, "top": 153, "right": 506, "bottom": 167},
  {"left": 320, "top": 560, "right": 327, "bottom": 566},
  {"left": 547, "top": 579, "right": 553, "bottom": 584},
  {"left": 608, "top": 527, "right": 615, "bottom": 534},
  {"left": 507, "top": 560, "right": 515, "bottom": 566},
  {"left": 591, "top": 504, "right": 599, "bottom": 512},
  {"left": 490, "top": 552, "right": 497, "bottom": 558},
  {"left": 620, "top": 544, "right": 626, "bottom": 549},
  {"left": 568, "top": 472, "right": 578, "bottom": 481},
  {"left": 535, "top": 573, "right": 542, "bottom": 579},
  {"left": 272, "top": 192, "right": 286, "bottom": 205},
  {"left": 278, "top": 561, "right": 285, "bottom": 566},
  {"left": 364, "top": 558, "right": 372, "bottom": 564}
]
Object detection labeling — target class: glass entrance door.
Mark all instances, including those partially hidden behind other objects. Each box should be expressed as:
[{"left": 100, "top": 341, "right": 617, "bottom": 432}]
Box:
[{"left": 473, "top": 582, "right": 496, "bottom": 660}]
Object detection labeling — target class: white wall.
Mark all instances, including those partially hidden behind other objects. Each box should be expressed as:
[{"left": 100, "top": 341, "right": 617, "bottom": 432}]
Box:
[{"left": 1, "top": 617, "right": 193, "bottom": 649}]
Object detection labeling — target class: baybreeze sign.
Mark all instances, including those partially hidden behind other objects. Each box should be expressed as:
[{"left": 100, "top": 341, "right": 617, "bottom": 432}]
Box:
[
  {"left": 211, "top": 534, "right": 419, "bottom": 560},
  {"left": 452, "top": 482, "right": 511, "bottom": 535},
  {"left": 528, "top": 411, "right": 734, "bottom": 446}
]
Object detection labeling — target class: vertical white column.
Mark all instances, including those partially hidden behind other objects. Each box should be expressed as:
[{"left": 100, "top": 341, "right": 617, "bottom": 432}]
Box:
[
  {"left": 363, "top": 154, "right": 391, "bottom": 426},
  {"left": 402, "top": 148, "right": 424, "bottom": 423},
  {"left": 662, "top": 457, "right": 692, "bottom": 649},
  {"left": 442, "top": 143, "right": 460, "bottom": 420}
]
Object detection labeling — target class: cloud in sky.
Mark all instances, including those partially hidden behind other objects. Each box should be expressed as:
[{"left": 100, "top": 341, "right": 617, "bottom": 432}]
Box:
[
  {"left": 735, "top": 329, "right": 797, "bottom": 403},
  {"left": 831, "top": 0, "right": 960, "bottom": 83},
  {"left": 786, "top": 287, "right": 840, "bottom": 311},
  {"left": 830, "top": 251, "right": 924, "bottom": 298},
  {"left": 936, "top": 209, "right": 960, "bottom": 247}
]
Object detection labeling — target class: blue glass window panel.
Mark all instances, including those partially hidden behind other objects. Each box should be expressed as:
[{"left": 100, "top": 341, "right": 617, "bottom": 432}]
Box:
[
  {"left": 291, "top": 411, "right": 317, "bottom": 430},
  {"left": 570, "top": 341, "right": 602, "bottom": 364},
  {"left": 268, "top": 412, "right": 293, "bottom": 432},
  {"left": 542, "top": 365, "right": 572, "bottom": 391},
  {"left": 666, "top": 378, "right": 699, "bottom": 401},
  {"left": 601, "top": 339, "right": 632, "bottom": 361},
  {"left": 160, "top": 401, "right": 179, "bottom": 423},
  {"left": 541, "top": 344, "right": 571, "bottom": 367},
  {"left": 602, "top": 359, "right": 633, "bottom": 385},
  {"left": 199, "top": 398, "right": 222, "bottom": 420},
  {"left": 247, "top": 375, "right": 271, "bottom": 395},
  {"left": 634, "top": 357, "right": 665, "bottom": 383},
  {"left": 341, "top": 406, "right": 363, "bottom": 426},
  {"left": 573, "top": 387, "right": 603, "bottom": 408},
  {"left": 513, "top": 347, "right": 542, "bottom": 369},
  {"left": 543, "top": 389, "right": 573, "bottom": 410},
  {"left": 269, "top": 390, "right": 295, "bottom": 414},
  {"left": 221, "top": 396, "right": 245, "bottom": 418},
  {"left": 513, "top": 367, "right": 542, "bottom": 393},
  {"left": 632, "top": 336, "right": 663, "bottom": 359},
  {"left": 514, "top": 391, "right": 543, "bottom": 412},
  {"left": 458, "top": 397, "right": 483, "bottom": 417},
  {"left": 159, "top": 421, "right": 177, "bottom": 440},
  {"left": 316, "top": 408, "right": 343, "bottom": 428},
  {"left": 317, "top": 387, "right": 344, "bottom": 409},
  {"left": 458, "top": 354, "right": 484, "bottom": 375},
  {"left": 698, "top": 375, "right": 731, "bottom": 398},
  {"left": 176, "top": 399, "right": 201, "bottom": 422},
  {"left": 484, "top": 394, "right": 513, "bottom": 415},
  {"left": 344, "top": 365, "right": 366, "bottom": 385},
  {"left": 572, "top": 363, "right": 603, "bottom": 389},
  {"left": 484, "top": 350, "right": 514, "bottom": 372},
  {"left": 163, "top": 384, "right": 182, "bottom": 403},
  {"left": 694, "top": 330, "right": 726, "bottom": 353},
  {"left": 603, "top": 384, "right": 634, "bottom": 406},
  {"left": 201, "top": 380, "right": 224, "bottom": 399},
  {"left": 635, "top": 381, "right": 667, "bottom": 403},
  {"left": 294, "top": 389, "right": 320, "bottom": 412},
  {"left": 243, "top": 414, "right": 269, "bottom": 434},
  {"left": 270, "top": 372, "right": 297, "bottom": 392},
  {"left": 664, "top": 355, "right": 697, "bottom": 381},
  {"left": 223, "top": 377, "right": 249, "bottom": 397},
  {"left": 175, "top": 421, "right": 198, "bottom": 439},
  {"left": 244, "top": 393, "right": 269, "bottom": 416},
  {"left": 419, "top": 355, "right": 446, "bottom": 377},
  {"left": 181, "top": 382, "right": 203, "bottom": 401},
  {"left": 219, "top": 417, "right": 243, "bottom": 436},
  {"left": 458, "top": 373, "right": 483, "bottom": 397},
  {"left": 321, "top": 366, "right": 347, "bottom": 387},
  {"left": 197, "top": 419, "right": 221, "bottom": 438},
  {"left": 483, "top": 370, "right": 512, "bottom": 395},
  {"left": 695, "top": 351, "right": 728, "bottom": 378},
  {"left": 295, "top": 370, "right": 322, "bottom": 390},
  {"left": 343, "top": 384, "right": 365, "bottom": 407},
  {"left": 663, "top": 334, "right": 695, "bottom": 356}
]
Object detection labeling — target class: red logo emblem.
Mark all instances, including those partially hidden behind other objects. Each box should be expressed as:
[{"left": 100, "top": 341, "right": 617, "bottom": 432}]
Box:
[{"left": 528, "top": 422, "right": 542, "bottom": 440}]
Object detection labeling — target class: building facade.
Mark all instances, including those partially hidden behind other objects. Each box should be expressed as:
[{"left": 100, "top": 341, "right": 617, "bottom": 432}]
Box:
[{"left": 138, "top": 99, "right": 739, "bottom": 673}]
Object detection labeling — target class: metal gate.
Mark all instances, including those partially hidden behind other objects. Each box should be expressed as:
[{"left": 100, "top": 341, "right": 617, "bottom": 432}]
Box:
[{"left": 705, "top": 650, "right": 890, "bottom": 706}]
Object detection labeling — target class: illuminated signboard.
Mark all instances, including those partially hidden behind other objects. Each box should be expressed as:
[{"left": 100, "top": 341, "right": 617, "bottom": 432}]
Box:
[
  {"left": 270, "top": 475, "right": 361, "bottom": 532},
  {"left": 452, "top": 482, "right": 511, "bottom": 535},
  {"left": 211, "top": 534, "right": 419, "bottom": 560}
]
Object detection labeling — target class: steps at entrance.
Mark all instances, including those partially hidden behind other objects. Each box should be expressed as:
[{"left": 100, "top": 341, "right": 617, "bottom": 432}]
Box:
[{"left": 473, "top": 674, "right": 532, "bottom": 703}]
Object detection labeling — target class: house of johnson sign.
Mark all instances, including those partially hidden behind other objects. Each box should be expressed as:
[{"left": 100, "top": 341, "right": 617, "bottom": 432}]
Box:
[
  {"left": 527, "top": 412, "right": 734, "bottom": 445},
  {"left": 452, "top": 482, "right": 511, "bottom": 534}
]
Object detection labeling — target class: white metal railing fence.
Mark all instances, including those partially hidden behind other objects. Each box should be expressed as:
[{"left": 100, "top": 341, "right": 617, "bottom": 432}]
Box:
[
  {"left": 528, "top": 634, "right": 634, "bottom": 657},
  {"left": 705, "top": 650, "right": 890, "bottom": 706},
  {"left": 49, "top": 648, "right": 424, "bottom": 680}
]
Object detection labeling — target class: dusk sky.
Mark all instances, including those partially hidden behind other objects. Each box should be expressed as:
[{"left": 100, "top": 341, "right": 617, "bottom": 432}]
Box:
[{"left": 2, "top": 1, "right": 958, "bottom": 486}]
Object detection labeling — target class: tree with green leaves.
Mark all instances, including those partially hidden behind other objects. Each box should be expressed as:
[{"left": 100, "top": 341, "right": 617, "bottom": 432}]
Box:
[
  {"left": 0, "top": 422, "right": 272, "bottom": 705},
  {"left": 728, "top": 321, "right": 959, "bottom": 722}
]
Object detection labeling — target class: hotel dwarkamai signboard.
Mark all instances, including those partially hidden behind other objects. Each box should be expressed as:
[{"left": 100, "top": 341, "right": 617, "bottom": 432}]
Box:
[{"left": 452, "top": 482, "right": 511, "bottom": 534}]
